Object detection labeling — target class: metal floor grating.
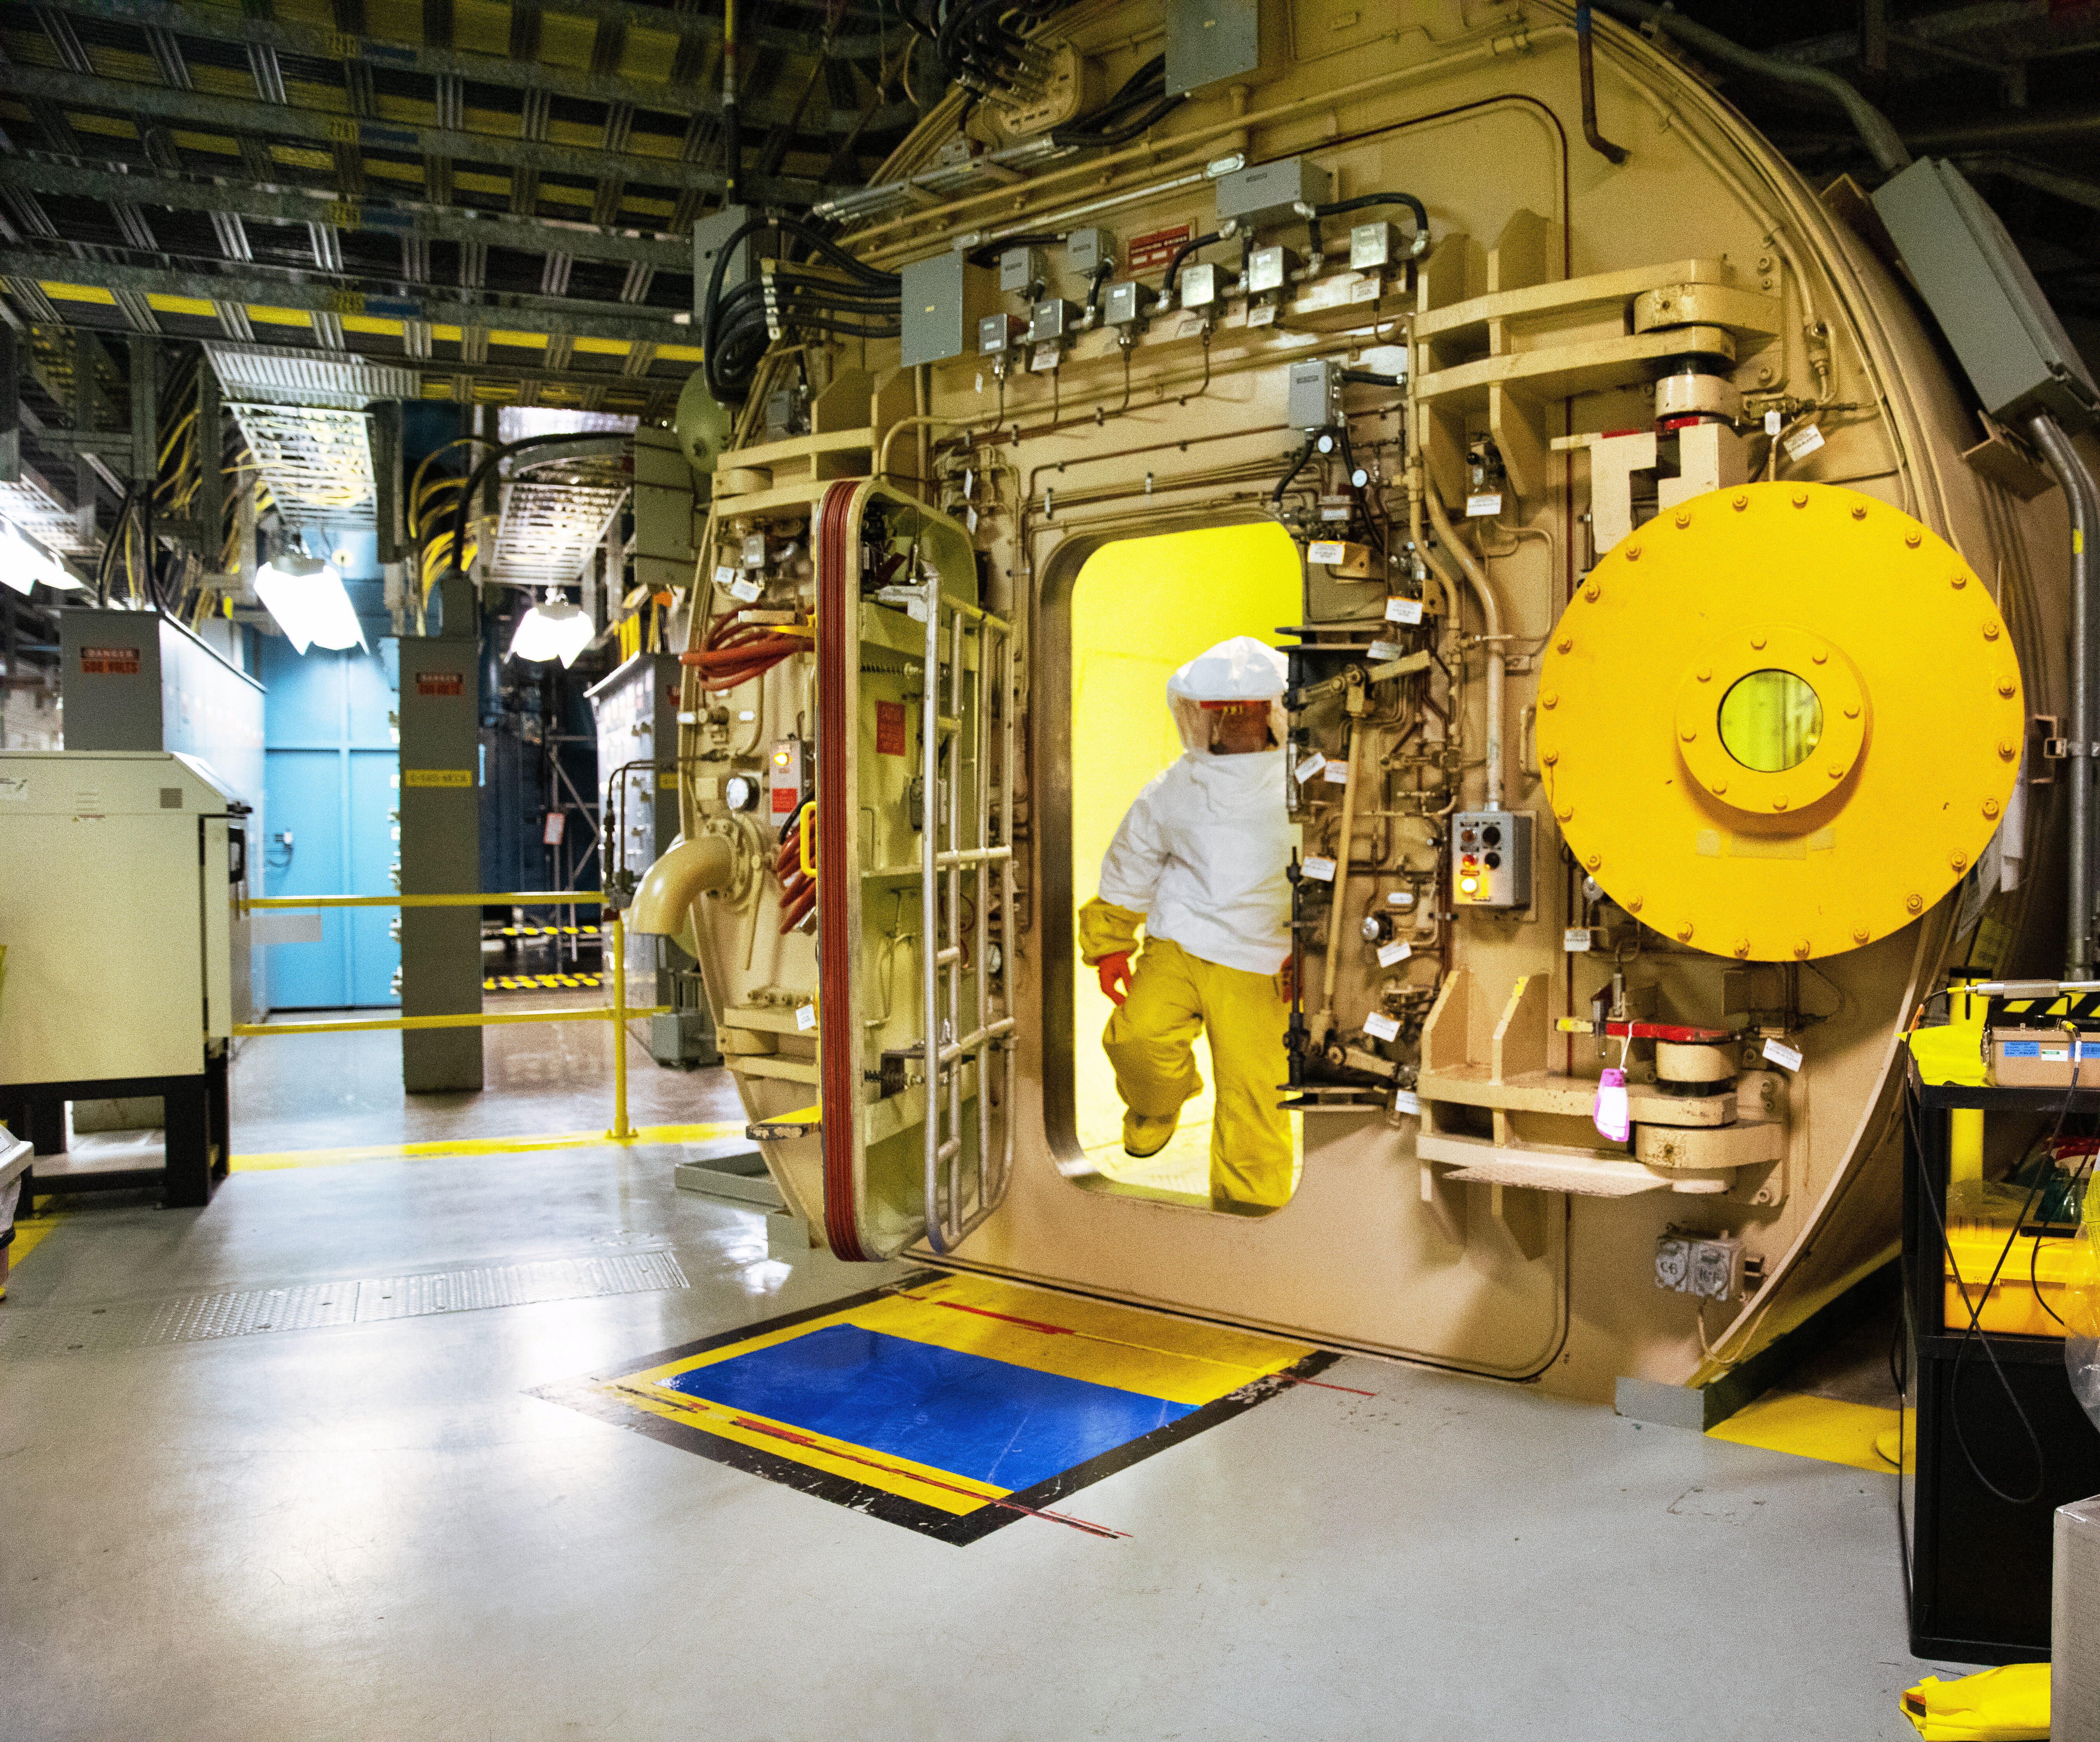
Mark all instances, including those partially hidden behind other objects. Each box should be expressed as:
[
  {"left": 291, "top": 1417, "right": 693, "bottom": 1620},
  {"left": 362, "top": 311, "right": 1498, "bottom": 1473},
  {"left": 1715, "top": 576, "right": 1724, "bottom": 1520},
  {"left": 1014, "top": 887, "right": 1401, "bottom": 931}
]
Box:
[{"left": 0, "top": 1250, "right": 688, "bottom": 1359}]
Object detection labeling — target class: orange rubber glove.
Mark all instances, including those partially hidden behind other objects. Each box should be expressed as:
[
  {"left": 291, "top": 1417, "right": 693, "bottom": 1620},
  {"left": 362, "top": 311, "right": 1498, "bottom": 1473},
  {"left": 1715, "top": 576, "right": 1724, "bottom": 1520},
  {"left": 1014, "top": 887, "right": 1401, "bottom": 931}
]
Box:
[{"left": 1097, "top": 951, "right": 1133, "bottom": 1006}]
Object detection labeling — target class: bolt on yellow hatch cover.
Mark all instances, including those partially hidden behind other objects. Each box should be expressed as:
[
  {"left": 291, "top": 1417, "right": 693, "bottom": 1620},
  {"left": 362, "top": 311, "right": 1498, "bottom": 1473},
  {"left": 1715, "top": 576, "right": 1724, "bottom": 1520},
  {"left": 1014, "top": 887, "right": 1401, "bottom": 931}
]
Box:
[
  {"left": 536, "top": 1270, "right": 1344, "bottom": 1543},
  {"left": 1536, "top": 481, "right": 2021, "bottom": 961}
]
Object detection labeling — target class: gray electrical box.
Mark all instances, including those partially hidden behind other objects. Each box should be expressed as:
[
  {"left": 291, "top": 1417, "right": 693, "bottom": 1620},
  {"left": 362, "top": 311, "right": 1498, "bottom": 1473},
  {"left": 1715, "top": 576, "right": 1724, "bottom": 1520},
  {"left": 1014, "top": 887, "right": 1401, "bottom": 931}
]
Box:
[
  {"left": 1216, "top": 156, "right": 1330, "bottom": 233},
  {"left": 1288, "top": 358, "right": 1342, "bottom": 430},
  {"left": 1452, "top": 810, "right": 1533, "bottom": 909},
  {"left": 1166, "top": 0, "right": 1262, "bottom": 95},
  {"left": 900, "top": 252, "right": 991, "bottom": 368},
  {"left": 1104, "top": 282, "right": 1146, "bottom": 327},
  {"left": 1027, "top": 299, "right": 1077, "bottom": 345},
  {"left": 1874, "top": 157, "right": 2098, "bottom": 430},
  {"left": 691, "top": 203, "right": 755, "bottom": 319},
  {"left": 998, "top": 246, "right": 1044, "bottom": 295},
  {"left": 1066, "top": 227, "right": 1115, "bottom": 274}
]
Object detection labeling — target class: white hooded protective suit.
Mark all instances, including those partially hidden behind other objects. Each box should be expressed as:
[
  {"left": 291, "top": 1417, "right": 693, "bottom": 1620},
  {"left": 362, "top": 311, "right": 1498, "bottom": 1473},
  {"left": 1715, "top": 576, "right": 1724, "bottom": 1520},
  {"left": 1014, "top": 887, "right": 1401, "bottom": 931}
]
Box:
[{"left": 1096, "top": 637, "right": 1293, "bottom": 974}]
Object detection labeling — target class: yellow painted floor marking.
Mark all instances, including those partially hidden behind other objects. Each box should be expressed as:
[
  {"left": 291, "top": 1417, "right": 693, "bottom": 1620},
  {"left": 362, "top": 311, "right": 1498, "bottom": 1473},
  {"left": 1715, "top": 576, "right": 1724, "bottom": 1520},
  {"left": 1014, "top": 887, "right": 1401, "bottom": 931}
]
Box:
[
  {"left": 1708, "top": 1388, "right": 1915, "bottom": 1474},
  {"left": 603, "top": 1379, "right": 1004, "bottom": 1515},
  {"left": 625, "top": 1271, "right": 1314, "bottom": 1416},
  {"left": 231, "top": 1120, "right": 745, "bottom": 1171}
]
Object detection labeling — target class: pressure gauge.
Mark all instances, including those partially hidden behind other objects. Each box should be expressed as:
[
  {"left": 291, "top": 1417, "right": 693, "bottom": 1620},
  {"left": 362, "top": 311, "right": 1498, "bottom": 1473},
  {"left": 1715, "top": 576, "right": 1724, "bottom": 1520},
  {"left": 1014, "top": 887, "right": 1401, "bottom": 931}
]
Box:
[{"left": 724, "top": 774, "right": 759, "bottom": 812}]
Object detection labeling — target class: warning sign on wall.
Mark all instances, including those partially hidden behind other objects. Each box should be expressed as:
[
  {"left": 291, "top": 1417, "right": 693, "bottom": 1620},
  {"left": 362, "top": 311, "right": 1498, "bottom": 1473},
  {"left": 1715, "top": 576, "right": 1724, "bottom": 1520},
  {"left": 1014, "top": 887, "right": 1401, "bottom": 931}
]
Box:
[
  {"left": 876, "top": 701, "right": 907, "bottom": 756},
  {"left": 416, "top": 671, "right": 465, "bottom": 697},
  {"left": 80, "top": 645, "right": 140, "bottom": 674}
]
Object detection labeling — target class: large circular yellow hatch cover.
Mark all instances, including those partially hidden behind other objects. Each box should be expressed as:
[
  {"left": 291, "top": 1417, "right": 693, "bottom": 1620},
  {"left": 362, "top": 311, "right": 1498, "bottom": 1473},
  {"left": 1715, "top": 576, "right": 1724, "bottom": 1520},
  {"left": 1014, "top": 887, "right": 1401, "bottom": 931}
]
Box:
[{"left": 1536, "top": 481, "right": 2022, "bottom": 962}]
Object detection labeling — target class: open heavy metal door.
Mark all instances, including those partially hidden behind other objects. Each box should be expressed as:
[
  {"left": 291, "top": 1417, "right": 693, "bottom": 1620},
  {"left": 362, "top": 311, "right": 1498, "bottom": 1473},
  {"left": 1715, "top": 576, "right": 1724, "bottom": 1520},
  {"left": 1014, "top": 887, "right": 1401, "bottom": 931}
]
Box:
[{"left": 814, "top": 480, "right": 1017, "bottom": 1260}]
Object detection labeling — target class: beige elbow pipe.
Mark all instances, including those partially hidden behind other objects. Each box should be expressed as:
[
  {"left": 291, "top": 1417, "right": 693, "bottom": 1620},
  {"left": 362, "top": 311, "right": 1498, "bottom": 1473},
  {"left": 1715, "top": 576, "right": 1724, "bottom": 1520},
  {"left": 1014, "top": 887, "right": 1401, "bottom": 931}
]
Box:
[
  {"left": 1423, "top": 483, "right": 1506, "bottom": 812},
  {"left": 628, "top": 834, "right": 734, "bottom": 935}
]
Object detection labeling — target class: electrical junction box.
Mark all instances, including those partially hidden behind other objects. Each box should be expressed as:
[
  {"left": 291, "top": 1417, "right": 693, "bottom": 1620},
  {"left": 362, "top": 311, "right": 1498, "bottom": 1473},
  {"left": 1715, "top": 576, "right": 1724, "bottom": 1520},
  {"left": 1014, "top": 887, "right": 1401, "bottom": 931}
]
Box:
[
  {"left": 1350, "top": 220, "right": 1395, "bottom": 272},
  {"left": 1104, "top": 282, "right": 1146, "bottom": 327},
  {"left": 691, "top": 202, "right": 754, "bottom": 319},
  {"left": 978, "top": 313, "right": 1025, "bottom": 356},
  {"left": 1167, "top": 0, "right": 1285, "bottom": 96},
  {"left": 1027, "top": 299, "right": 1077, "bottom": 345},
  {"left": 1214, "top": 155, "right": 1330, "bottom": 233},
  {"left": 998, "top": 246, "right": 1044, "bottom": 296},
  {"left": 1181, "top": 262, "right": 1223, "bottom": 309},
  {"left": 1066, "top": 227, "right": 1115, "bottom": 274},
  {"left": 769, "top": 734, "right": 808, "bottom": 821},
  {"left": 1245, "top": 245, "right": 1298, "bottom": 295},
  {"left": 1874, "top": 158, "right": 2099, "bottom": 430},
  {"left": 1452, "top": 809, "right": 1533, "bottom": 908},
  {"left": 1288, "top": 358, "right": 1343, "bottom": 431},
  {"left": 899, "top": 252, "right": 992, "bottom": 368}
]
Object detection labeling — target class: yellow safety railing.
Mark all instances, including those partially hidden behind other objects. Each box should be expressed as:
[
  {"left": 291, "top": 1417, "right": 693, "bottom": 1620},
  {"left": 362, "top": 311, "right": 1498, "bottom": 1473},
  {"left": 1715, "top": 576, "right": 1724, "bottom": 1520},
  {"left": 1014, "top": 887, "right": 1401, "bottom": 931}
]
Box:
[{"left": 233, "top": 891, "right": 663, "bottom": 1142}]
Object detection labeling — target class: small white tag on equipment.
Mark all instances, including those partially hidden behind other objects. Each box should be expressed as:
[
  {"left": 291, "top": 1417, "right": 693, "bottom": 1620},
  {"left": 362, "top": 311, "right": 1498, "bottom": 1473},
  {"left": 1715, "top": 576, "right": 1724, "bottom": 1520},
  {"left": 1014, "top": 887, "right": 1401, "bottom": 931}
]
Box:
[
  {"left": 1390, "top": 1087, "right": 1421, "bottom": 1116},
  {"left": 1762, "top": 1037, "right": 1803, "bottom": 1072},
  {"left": 1364, "top": 1011, "right": 1400, "bottom": 1042},
  {"left": 1385, "top": 595, "right": 1424, "bottom": 625},
  {"left": 1764, "top": 408, "right": 1783, "bottom": 436},
  {"left": 1368, "top": 639, "right": 1404, "bottom": 661},
  {"left": 1564, "top": 927, "right": 1595, "bottom": 953},
  {"left": 795, "top": 1003, "right": 817, "bottom": 1032},
  {"left": 1302, "top": 855, "right": 1337, "bottom": 882},
  {"left": 1295, "top": 751, "right": 1326, "bottom": 782},
  {"left": 714, "top": 564, "right": 738, "bottom": 590},
  {"left": 1322, "top": 762, "right": 1350, "bottom": 784},
  {"left": 1465, "top": 492, "right": 1502, "bottom": 517},
  {"left": 1308, "top": 540, "right": 1347, "bottom": 564},
  {"left": 1377, "top": 941, "right": 1411, "bottom": 967},
  {"left": 729, "top": 576, "right": 762, "bottom": 603},
  {"left": 1783, "top": 422, "right": 1825, "bottom": 461}
]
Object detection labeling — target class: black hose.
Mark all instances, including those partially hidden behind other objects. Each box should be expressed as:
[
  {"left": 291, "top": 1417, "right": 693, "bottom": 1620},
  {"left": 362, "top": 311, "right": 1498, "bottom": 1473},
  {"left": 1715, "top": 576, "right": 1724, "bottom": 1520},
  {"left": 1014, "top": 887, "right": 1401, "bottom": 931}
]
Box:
[
  {"left": 1162, "top": 231, "right": 1222, "bottom": 297},
  {"left": 1342, "top": 369, "right": 1402, "bottom": 387},
  {"left": 966, "top": 232, "right": 1063, "bottom": 269},
  {"left": 702, "top": 212, "right": 901, "bottom": 399},
  {"left": 1576, "top": 2, "right": 1630, "bottom": 166},
  {"left": 1270, "top": 441, "right": 1314, "bottom": 512},
  {"left": 1312, "top": 191, "right": 1431, "bottom": 259},
  {"left": 1054, "top": 89, "right": 1186, "bottom": 149}
]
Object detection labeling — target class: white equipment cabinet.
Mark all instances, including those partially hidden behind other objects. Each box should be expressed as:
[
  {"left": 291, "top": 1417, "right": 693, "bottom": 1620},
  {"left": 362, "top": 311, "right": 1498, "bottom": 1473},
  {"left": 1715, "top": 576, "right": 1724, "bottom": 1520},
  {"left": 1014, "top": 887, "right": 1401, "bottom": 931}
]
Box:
[{"left": 0, "top": 751, "right": 245, "bottom": 1207}]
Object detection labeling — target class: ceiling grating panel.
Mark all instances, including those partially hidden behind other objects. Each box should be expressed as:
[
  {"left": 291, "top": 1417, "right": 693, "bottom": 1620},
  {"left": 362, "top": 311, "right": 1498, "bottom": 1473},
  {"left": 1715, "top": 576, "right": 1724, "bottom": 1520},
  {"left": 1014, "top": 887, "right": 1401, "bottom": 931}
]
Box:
[
  {"left": 225, "top": 401, "right": 377, "bottom": 526},
  {"left": 204, "top": 341, "right": 418, "bottom": 410}
]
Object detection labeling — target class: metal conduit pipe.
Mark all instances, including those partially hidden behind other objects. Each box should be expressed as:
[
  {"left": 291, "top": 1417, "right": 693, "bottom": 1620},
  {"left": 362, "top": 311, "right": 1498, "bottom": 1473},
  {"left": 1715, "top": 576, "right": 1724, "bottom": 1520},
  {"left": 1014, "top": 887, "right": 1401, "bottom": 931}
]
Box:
[
  {"left": 2028, "top": 411, "right": 2099, "bottom": 977},
  {"left": 1423, "top": 482, "right": 1506, "bottom": 812},
  {"left": 1590, "top": 0, "right": 1912, "bottom": 176}
]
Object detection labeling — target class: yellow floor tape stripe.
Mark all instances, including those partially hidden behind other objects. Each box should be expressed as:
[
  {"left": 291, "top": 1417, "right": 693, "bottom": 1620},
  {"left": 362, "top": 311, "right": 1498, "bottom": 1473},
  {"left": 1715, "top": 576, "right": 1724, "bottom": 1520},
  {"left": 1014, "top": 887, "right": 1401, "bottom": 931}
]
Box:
[
  {"left": 5, "top": 1211, "right": 68, "bottom": 1281},
  {"left": 1708, "top": 1388, "right": 1916, "bottom": 1474},
  {"left": 231, "top": 1120, "right": 746, "bottom": 1171}
]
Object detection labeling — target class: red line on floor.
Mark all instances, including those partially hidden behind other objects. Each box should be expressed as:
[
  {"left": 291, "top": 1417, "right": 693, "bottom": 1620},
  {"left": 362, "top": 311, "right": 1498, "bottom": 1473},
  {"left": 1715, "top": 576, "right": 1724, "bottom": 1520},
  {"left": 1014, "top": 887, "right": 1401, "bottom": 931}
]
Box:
[
  {"left": 1276, "top": 1375, "right": 1379, "bottom": 1397},
  {"left": 726, "top": 1416, "right": 1131, "bottom": 1540}
]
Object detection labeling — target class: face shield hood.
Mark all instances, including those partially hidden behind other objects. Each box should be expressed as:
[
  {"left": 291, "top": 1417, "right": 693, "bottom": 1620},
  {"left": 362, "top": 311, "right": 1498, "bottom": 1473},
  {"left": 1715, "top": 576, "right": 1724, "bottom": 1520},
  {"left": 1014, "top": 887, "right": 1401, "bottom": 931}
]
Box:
[{"left": 1166, "top": 636, "right": 1290, "bottom": 754}]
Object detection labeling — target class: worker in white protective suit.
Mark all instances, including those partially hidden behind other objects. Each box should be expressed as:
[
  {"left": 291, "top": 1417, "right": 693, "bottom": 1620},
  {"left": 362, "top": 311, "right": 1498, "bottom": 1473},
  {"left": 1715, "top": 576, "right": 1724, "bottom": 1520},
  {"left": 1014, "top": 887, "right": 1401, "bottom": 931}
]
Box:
[{"left": 1076, "top": 636, "right": 1296, "bottom": 1207}]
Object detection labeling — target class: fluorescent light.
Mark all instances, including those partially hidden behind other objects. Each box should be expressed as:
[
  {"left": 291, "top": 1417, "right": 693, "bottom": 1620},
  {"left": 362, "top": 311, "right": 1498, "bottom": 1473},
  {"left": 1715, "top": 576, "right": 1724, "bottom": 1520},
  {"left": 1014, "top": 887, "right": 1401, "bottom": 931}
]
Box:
[
  {"left": 255, "top": 551, "right": 366, "bottom": 653},
  {"left": 0, "top": 521, "right": 82, "bottom": 594},
  {"left": 508, "top": 591, "right": 595, "bottom": 667}
]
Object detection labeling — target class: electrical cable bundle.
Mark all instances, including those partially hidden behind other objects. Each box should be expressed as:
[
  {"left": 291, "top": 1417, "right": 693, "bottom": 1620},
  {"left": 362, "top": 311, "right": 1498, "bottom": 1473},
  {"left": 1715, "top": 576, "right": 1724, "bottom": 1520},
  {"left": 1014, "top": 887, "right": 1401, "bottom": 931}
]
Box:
[
  {"left": 927, "top": 0, "right": 1066, "bottom": 99},
  {"left": 701, "top": 213, "right": 902, "bottom": 402},
  {"left": 679, "top": 605, "right": 805, "bottom": 693},
  {"left": 1050, "top": 53, "right": 1184, "bottom": 148}
]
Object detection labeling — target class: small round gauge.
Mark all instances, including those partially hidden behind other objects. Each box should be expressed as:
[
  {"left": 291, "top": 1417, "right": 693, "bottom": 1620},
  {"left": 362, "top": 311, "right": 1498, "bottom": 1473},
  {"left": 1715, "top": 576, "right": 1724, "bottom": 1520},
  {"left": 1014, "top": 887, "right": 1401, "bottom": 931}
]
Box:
[{"left": 724, "top": 774, "right": 759, "bottom": 812}]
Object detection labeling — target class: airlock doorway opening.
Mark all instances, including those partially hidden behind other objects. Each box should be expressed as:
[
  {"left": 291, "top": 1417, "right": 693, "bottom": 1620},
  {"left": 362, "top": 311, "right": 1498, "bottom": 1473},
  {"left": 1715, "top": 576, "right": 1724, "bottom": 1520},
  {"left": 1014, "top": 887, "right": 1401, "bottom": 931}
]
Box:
[{"left": 1066, "top": 523, "right": 1305, "bottom": 1214}]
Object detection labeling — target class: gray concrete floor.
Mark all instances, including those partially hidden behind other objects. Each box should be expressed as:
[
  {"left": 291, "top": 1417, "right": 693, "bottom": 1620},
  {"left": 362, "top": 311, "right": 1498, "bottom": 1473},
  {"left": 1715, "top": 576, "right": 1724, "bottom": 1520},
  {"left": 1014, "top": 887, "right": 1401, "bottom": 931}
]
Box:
[
  {"left": 231, "top": 996, "right": 744, "bottom": 1152},
  {"left": 0, "top": 1025, "right": 1961, "bottom": 1739}
]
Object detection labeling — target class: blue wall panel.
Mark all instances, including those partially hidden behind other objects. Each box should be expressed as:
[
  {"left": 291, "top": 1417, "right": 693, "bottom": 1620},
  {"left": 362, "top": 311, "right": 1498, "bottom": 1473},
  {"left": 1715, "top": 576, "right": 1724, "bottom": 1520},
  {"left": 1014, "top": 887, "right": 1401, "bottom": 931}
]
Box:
[{"left": 261, "top": 637, "right": 401, "bottom": 1011}]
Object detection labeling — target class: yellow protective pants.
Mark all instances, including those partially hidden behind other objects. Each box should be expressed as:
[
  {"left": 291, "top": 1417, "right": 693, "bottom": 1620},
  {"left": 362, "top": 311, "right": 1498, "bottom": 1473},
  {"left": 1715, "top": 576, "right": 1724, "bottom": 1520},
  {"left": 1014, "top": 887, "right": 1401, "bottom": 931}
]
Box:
[{"left": 1101, "top": 935, "right": 1293, "bottom": 1208}]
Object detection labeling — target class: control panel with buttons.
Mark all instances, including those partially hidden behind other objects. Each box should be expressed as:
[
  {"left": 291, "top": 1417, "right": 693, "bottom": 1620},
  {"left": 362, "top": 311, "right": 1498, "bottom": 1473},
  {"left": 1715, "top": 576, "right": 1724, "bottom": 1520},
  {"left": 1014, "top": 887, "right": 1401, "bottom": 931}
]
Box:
[{"left": 1451, "top": 809, "right": 1533, "bottom": 909}]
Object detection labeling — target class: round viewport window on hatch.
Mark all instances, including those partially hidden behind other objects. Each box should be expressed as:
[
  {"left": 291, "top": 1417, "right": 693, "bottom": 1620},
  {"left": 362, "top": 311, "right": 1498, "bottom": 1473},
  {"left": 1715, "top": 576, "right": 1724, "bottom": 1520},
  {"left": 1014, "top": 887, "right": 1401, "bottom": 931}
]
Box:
[{"left": 1718, "top": 669, "right": 1823, "bottom": 772}]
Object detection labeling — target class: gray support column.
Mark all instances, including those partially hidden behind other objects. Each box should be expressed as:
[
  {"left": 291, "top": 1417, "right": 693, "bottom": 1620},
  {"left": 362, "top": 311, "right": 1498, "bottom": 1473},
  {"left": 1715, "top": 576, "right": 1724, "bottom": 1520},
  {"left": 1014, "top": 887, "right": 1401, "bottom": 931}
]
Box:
[
  {"left": 196, "top": 358, "right": 222, "bottom": 570},
  {"left": 0, "top": 326, "right": 18, "bottom": 484},
  {"left": 397, "top": 616, "right": 484, "bottom": 1092},
  {"left": 129, "top": 337, "right": 158, "bottom": 566}
]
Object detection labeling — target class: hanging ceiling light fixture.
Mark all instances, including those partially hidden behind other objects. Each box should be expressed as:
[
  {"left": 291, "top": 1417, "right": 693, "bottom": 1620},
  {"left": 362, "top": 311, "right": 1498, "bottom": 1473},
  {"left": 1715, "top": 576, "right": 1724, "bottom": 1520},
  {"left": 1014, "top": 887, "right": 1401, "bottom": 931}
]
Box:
[
  {"left": 254, "top": 546, "right": 366, "bottom": 654},
  {"left": 0, "top": 519, "right": 84, "bottom": 595},
  {"left": 507, "top": 590, "right": 595, "bottom": 668}
]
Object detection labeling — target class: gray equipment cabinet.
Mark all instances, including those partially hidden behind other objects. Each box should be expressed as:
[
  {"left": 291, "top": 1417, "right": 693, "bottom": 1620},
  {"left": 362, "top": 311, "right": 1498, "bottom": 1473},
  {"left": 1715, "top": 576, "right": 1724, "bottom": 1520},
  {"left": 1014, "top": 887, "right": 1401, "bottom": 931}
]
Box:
[
  {"left": 0, "top": 752, "right": 243, "bottom": 1207},
  {"left": 588, "top": 652, "right": 719, "bottom": 1068}
]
